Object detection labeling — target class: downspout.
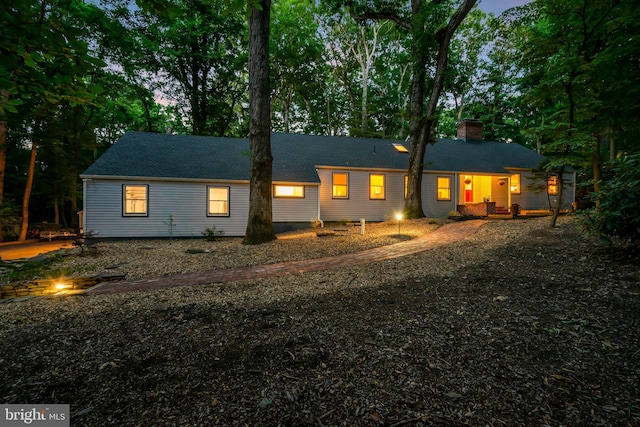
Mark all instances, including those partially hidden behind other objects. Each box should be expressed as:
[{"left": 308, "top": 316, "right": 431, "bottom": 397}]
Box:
[
  {"left": 82, "top": 179, "right": 87, "bottom": 232},
  {"left": 316, "top": 181, "right": 323, "bottom": 228}
]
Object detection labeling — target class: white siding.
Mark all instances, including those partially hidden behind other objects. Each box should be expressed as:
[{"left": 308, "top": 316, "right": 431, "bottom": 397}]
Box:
[
  {"left": 84, "top": 179, "right": 320, "bottom": 238},
  {"left": 317, "top": 169, "right": 455, "bottom": 221},
  {"left": 317, "top": 169, "right": 406, "bottom": 222},
  {"left": 511, "top": 171, "right": 575, "bottom": 211},
  {"left": 422, "top": 173, "right": 456, "bottom": 218},
  {"left": 272, "top": 185, "right": 320, "bottom": 222}
]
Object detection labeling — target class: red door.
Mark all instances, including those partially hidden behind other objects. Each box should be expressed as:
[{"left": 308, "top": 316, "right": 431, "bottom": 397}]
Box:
[{"left": 464, "top": 177, "right": 473, "bottom": 202}]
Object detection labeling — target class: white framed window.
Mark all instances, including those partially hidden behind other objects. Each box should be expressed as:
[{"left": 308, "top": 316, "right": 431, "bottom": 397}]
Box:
[
  {"left": 332, "top": 172, "right": 349, "bottom": 198},
  {"left": 274, "top": 185, "right": 305, "bottom": 198},
  {"left": 208, "top": 186, "right": 229, "bottom": 216},
  {"left": 369, "top": 174, "right": 385, "bottom": 200},
  {"left": 123, "top": 185, "right": 148, "bottom": 216},
  {"left": 437, "top": 177, "right": 451, "bottom": 201}
]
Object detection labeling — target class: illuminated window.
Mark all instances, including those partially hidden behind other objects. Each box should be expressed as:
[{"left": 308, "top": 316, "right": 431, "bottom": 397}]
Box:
[
  {"left": 510, "top": 173, "right": 521, "bottom": 194},
  {"left": 332, "top": 172, "right": 349, "bottom": 198},
  {"left": 437, "top": 177, "right": 451, "bottom": 201},
  {"left": 369, "top": 174, "right": 385, "bottom": 199},
  {"left": 547, "top": 175, "right": 558, "bottom": 195},
  {"left": 123, "top": 185, "right": 148, "bottom": 216},
  {"left": 274, "top": 185, "right": 304, "bottom": 198},
  {"left": 208, "top": 186, "right": 229, "bottom": 216},
  {"left": 392, "top": 143, "right": 409, "bottom": 153}
]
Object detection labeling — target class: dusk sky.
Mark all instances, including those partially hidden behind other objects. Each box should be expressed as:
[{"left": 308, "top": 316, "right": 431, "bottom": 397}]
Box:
[{"left": 478, "top": 0, "right": 531, "bottom": 15}]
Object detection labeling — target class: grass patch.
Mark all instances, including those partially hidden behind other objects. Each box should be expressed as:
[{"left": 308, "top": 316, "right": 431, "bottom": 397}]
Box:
[{"left": 0, "top": 255, "right": 73, "bottom": 284}]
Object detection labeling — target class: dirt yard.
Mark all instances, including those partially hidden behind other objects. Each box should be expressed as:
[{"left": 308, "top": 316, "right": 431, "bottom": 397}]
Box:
[{"left": 0, "top": 217, "right": 638, "bottom": 426}]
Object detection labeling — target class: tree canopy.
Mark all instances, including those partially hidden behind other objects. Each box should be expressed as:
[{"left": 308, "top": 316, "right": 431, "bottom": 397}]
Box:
[{"left": 0, "top": 0, "right": 638, "bottom": 241}]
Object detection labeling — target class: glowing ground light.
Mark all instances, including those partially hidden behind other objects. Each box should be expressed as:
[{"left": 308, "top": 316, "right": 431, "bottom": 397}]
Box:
[
  {"left": 396, "top": 213, "right": 402, "bottom": 237},
  {"left": 55, "top": 282, "right": 71, "bottom": 291}
]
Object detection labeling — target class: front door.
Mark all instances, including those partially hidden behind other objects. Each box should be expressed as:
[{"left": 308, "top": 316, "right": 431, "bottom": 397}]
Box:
[{"left": 464, "top": 176, "right": 473, "bottom": 202}]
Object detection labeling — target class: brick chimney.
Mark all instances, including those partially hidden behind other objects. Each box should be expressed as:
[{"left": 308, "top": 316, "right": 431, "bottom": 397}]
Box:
[{"left": 457, "top": 119, "right": 483, "bottom": 140}]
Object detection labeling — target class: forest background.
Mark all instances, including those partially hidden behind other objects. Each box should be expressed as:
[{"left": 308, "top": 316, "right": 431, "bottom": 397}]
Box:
[{"left": 0, "top": 0, "right": 638, "bottom": 242}]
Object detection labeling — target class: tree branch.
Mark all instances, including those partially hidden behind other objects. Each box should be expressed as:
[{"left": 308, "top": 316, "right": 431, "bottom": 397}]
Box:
[{"left": 356, "top": 12, "right": 411, "bottom": 30}]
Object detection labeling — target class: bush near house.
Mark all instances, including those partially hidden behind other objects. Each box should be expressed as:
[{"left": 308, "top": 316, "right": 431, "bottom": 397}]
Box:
[{"left": 577, "top": 153, "right": 640, "bottom": 246}]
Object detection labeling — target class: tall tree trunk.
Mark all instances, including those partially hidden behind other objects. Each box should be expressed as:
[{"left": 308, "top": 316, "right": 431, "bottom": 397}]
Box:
[
  {"left": 403, "top": 0, "right": 428, "bottom": 219},
  {"left": 0, "top": 119, "right": 6, "bottom": 242},
  {"left": 54, "top": 187, "right": 60, "bottom": 225},
  {"left": 18, "top": 141, "right": 38, "bottom": 241},
  {"left": 550, "top": 167, "right": 565, "bottom": 228},
  {"left": 0, "top": 90, "right": 8, "bottom": 242},
  {"left": 243, "top": 0, "right": 276, "bottom": 245},
  {"left": 404, "top": 0, "right": 477, "bottom": 218},
  {"left": 593, "top": 133, "right": 604, "bottom": 209},
  {"left": 609, "top": 131, "right": 616, "bottom": 161}
]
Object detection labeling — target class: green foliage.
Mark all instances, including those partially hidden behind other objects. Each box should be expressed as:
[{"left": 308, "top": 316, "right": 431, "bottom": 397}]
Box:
[
  {"left": 0, "top": 255, "right": 71, "bottom": 284},
  {"left": 163, "top": 214, "right": 176, "bottom": 239},
  {"left": 0, "top": 201, "right": 20, "bottom": 240},
  {"left": 577, "top": 154, "right": 640, "bottom": 245},
  {"left": 202, "top": 226, "right": 225, "bottom": 241}
]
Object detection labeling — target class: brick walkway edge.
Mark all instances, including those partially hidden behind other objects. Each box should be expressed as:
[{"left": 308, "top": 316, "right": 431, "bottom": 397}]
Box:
[{"left": 85, "top": 220, "right": 487, "bottom": 295}]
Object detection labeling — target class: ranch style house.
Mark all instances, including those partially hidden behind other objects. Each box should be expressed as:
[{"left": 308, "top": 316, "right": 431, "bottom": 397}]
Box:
[{"left": 80, "top": 120, "right": 575, "bottom": 237}]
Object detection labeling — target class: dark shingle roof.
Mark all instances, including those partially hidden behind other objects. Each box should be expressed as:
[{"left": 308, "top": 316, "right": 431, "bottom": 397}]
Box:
[{"left": 81, "top": 131, "right": 547, "bottom": 182}]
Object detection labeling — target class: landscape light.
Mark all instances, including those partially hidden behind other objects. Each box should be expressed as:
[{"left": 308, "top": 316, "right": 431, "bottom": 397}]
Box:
[{"left": 396, "top": 213, "right": 402, "bottom": 237}]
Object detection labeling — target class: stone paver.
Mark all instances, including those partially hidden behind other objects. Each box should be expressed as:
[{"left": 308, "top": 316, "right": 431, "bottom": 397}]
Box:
[{"left": 85, "top": 220, "right": 487, "bottom": 295}]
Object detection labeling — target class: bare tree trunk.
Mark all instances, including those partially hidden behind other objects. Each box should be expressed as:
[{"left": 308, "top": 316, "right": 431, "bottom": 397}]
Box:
[
  {"left": 0, "top": 119, "right": 6, "bottom": 242},
  {"left": 593, "top": 133, "right": 605, "bottom": 210},
  {"left": 550, "top": 167, "right": 564, "bottom": 228},
  {"left": 18, "top": 141, "right": 38, "bottom": 241},
  {"left": 403, "top": 0, "right": 428, "bottom": 219},
  {"left": 349, "top": 22, "right": 384, "bottom": 136},
  {"left": 243, "top": 0, "right": 276, "bottom": 245},
  {"left": 283, "top": 86, "right": 293, "bottom": 133},
  {"left": 405, "top": 0, "right": 477, "bottom": 218},
  {"left": 609, "top": 130, "right": 616, "bottom": 161},
  {"left": 54, "top": 189, "right": 60, "bottom": 225},
  {"left": 0, "top": 90, "right": 8, "bottom": 242}
]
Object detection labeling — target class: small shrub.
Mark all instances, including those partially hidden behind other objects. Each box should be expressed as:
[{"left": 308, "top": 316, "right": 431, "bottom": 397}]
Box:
[
  {"left": 310, "top": 218, "right": 323, "bottom": 230},
  {"left": 163, "top": 214, "right": 177, "bottom": 240},
  {"left": 202, "top": 226, "right": 224, "bottom": 241}
]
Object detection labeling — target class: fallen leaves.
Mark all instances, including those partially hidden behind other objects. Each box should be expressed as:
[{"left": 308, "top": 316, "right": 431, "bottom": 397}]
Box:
[{"left": 0, "top": 217, "right": 638, "bottom": 426}]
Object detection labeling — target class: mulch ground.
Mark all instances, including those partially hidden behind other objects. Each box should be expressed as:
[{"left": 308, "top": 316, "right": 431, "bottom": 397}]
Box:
[{"left": 0, "top": 218, "right": 638, "bottom": 426}]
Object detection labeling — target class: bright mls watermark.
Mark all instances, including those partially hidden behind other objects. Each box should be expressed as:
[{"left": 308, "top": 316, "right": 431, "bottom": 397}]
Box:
[{"left": 1, "top": 405, "right": 69, "bottom": 427}]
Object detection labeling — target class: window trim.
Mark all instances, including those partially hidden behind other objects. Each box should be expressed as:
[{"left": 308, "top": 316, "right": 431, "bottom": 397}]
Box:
[
  {"left": 437, "top": 176, "right": 451, "bottom": 201},
  {"left": 273, "top": 184, "right": 305, "bottom": 198},
  {"left": 369, "top": 173, "right": 386, "bottom": 200},
  {"left": 122, "top": 184, "right": 149, "bottom": 217},
  {"left": 404, "top": 175, "right": 408, "bottom": 200},
  {"left": 207, "top": 186, "right": 230, "bottom": 217},
  {"left": 332, "top": 172, "right": 349, "bottom": 199},
  {"left": 510, "top": 173, "right": 521, "bottom": 195}
]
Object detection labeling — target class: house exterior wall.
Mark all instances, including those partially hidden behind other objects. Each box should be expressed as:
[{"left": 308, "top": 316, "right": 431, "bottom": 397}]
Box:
[
  {"left": 83, "top": 178, "right": 319, "bottom": 238},
  {"left": 317, "top": 168, "right": 405, "bottom": 222},
  {"left": 422, "top": 173, "right": 456, "bottom": 218},
  {"left": 317, "top": 168, "right": 455, "bottom": 221},
  {"left": 510, "top": 171, "right": 575, "bottom": 211},
  {"left": 272, "top": 185, "right": 320, "bottom": 223}
]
